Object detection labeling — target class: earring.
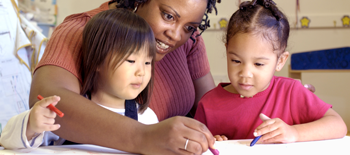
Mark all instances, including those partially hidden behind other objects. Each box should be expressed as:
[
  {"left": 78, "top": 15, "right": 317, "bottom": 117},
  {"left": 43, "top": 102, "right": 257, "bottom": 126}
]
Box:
[
  {"left": 277, "top": 66, "right": 280, "bottom": 70},
  {"left": 133, "top": 4, "right": 138, "bottom": 13}
]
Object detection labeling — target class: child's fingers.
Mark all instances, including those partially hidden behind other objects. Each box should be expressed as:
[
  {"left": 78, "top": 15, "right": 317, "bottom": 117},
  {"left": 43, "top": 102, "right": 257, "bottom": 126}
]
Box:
[
  {"left": 38, "top": 95, "right": 61, "bottom": 108},
  {"left": 256, "top": 119, "right": 276, "bottom": 130},
  {"left": 260, "top": 128, "right": 282, "bottom": 142},
  {"left": 46, "top": 124, "right": 61, "bottom": 132},
  {"left": 259, "top": 113, "right": 271, "bottom": 121},
  {"left": 255, "top": 119, "right": 279, "bottom": 136},
  {"left": 48, "top": 111, "right": 57, "bottom": 118},
  {"left": 255, "top": 113, "right": 272, "bottom": 131},
  {"left": 42, "top": 118, "right": 60, "bottom": 130},
  {"left": 256, "top": 118, "right": 296, "bottom": 143},
  {"left": 37, "top": 124, "right": 61, "bottom": 133},
  {"left": 221, "top": 135, "right": 228, "bottom": 141},
  {"left": 214, "top": 135, "right": 223, "bottom": 141},
  {"left": 30, "top": 116, "right": 59, "bottom": 133},
  {"left": 262, "top": 131, "right": 291, "bottom": 144},
  {"left": 43, "top": 117, "right": 57, "bottom": 125},
  {"left": 44, "top": 110, "right": 57, "bottom": 118},
  {"left": 34, "top": 107, "right": 57, "bottom": 119}
]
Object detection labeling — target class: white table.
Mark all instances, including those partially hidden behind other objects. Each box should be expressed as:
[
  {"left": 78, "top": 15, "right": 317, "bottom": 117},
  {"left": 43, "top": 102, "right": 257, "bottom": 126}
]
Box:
[{"left": 1, "top": 136, "right": 349, "bottom": 155}]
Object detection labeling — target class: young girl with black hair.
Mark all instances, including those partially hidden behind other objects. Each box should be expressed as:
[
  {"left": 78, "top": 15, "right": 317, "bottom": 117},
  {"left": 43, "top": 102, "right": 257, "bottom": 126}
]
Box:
[
  {"left": 195, "top": 0, "right": 347, "bottom": 143},
  {"left": 0, "top": 8, "right": 158, "bottom": 149}
]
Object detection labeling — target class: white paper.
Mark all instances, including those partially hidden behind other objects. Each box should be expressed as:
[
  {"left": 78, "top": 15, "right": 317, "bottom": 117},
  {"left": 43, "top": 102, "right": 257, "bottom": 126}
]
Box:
[{"left": 203, "top": 137, "right": 350, "bottom": 155}]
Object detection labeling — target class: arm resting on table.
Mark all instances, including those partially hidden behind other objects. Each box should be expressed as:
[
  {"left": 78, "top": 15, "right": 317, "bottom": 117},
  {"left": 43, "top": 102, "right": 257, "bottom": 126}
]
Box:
[
  {"left": 294, "top": 108, "right": 347, "bottom": 141},
  {"left": 29, "top": 66, "right": 216, "bottom": 155}
]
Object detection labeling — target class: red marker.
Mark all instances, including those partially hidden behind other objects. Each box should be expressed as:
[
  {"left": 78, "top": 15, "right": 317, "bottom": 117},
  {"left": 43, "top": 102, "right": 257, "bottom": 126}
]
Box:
[{"left": 37, "top": 95, "right": 64, "bottom": 117}]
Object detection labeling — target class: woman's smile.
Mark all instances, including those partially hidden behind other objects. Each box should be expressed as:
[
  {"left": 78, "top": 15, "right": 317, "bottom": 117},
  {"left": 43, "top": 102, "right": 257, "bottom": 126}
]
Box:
[{"left": 156, "top": 39, "right": 172, "bottom": 54}]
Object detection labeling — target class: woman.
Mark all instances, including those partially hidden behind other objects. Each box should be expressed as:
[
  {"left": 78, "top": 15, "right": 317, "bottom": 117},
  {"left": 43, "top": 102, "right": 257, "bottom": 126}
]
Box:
[{"left": 30, "top": 0, "right": 219, "bottom": 154}]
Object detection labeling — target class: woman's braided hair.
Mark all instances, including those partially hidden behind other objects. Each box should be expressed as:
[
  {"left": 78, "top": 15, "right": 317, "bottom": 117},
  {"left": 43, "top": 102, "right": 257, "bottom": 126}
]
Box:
[{"left": 109, "top": 0, "right": 221, "bottom": 43}]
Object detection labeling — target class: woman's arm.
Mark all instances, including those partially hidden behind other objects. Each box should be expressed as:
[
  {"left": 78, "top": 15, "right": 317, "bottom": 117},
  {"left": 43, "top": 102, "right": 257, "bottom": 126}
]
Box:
[
  {"left": 191, "top": 72, "right": 215, "bottom": 116},
  {"left": 29, "top": 66, "right": 215, "bottom": 155}
]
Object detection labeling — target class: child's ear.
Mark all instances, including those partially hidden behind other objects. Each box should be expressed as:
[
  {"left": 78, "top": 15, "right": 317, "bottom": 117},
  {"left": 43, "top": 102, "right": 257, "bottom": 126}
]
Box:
[{"left": 276, "top": 51, "right": 289, "bottom": 71}]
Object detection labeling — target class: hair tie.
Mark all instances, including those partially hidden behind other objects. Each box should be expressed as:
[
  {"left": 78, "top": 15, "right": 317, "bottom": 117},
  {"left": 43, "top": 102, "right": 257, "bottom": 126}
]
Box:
[
  {"left": 133, "top": 3, "right": 138, "bottom": 13},
  {"left": 260, "top": 0, "right": 282, "bottom": 21},
  {"left": 263, "top": 0, "right": 276, "bottom": 8}
]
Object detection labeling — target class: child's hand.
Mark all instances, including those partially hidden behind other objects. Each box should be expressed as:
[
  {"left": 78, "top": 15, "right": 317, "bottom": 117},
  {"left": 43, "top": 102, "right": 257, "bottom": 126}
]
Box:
[
  {"left": 214, "top": 135, "right": 228, "bottom": 141},
  {"left": 254, "top": 113, "right": 298, "bottom": 144},
  {"left": 26, "top": 95, "right": 61, "bottom": 140}
]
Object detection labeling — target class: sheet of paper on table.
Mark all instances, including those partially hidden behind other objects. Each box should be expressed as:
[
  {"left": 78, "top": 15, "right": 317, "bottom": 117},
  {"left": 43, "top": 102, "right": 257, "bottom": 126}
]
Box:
[{"left": 203, "top": 136, "right": 350, "bottom": 155}]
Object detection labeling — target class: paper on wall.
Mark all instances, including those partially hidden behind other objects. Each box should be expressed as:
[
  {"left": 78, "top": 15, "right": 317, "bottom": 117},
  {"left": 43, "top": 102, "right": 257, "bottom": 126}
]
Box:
[{"left": 0, "top": 0, "right": 46, "bottom": 133}]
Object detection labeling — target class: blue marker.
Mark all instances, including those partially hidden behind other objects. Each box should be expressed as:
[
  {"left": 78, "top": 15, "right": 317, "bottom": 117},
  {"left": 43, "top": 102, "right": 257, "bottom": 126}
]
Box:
[
  {"left": 250, "top": 113, "right": 271, "bottom": 147},
  {"left": 250, "top": 135, "right": 262, "bottom": 146}
]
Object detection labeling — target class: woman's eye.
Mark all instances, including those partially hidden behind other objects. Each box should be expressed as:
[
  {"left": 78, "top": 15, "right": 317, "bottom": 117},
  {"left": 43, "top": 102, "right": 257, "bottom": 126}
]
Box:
[
  {"left": 126, "top": 60, "right": 135, "bottom": 63},
  {"left": 185, "top": 26, "right": 196, "bottom": 32},
  {"left": 145, "top": 62, "right": 151, "bottom": 65},
  {"left": 162, "top": 12, "right": 174, "bottom": 21},
  {"left": 255, "top": 63, "right": 264, "bottom": 66}
]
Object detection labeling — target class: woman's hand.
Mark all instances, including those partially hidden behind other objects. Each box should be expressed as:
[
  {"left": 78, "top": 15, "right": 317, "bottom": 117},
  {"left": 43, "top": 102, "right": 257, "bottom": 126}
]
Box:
[{"left": 140, "top": 116, "right": 215, "bottom": 155}]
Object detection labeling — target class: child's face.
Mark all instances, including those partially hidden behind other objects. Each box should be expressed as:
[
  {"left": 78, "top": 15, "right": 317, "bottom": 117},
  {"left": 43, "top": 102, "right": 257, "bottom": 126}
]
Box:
[
  {"left": 225, "top": 33, "right": 288, "bottom": 97},
  {"left": 97, "top": 47, "right": 153, "bottom": 104}
]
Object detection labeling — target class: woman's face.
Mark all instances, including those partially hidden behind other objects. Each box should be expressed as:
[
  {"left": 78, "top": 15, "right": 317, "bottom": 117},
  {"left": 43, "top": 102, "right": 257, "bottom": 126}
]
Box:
[{"left": 136, "top": 0, "right": 207, "bottom": 61}]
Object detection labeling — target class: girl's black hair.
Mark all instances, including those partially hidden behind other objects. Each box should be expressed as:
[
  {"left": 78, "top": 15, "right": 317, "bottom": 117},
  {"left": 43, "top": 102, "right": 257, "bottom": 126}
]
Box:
[
  {"left": 80, "top": 8, "right": 156, "bottom": 113},
  {"left": 109, "top": 0, "right": 221, "bottom": 43},
  {"left": 225, "top": 0, "right": 290, "bottom": 55}
]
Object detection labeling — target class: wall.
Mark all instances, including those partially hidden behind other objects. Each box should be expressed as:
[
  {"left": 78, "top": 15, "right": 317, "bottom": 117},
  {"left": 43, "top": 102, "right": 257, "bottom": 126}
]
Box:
[{"left": 56, "top": 0, "right": 106, "bottom": 25}]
